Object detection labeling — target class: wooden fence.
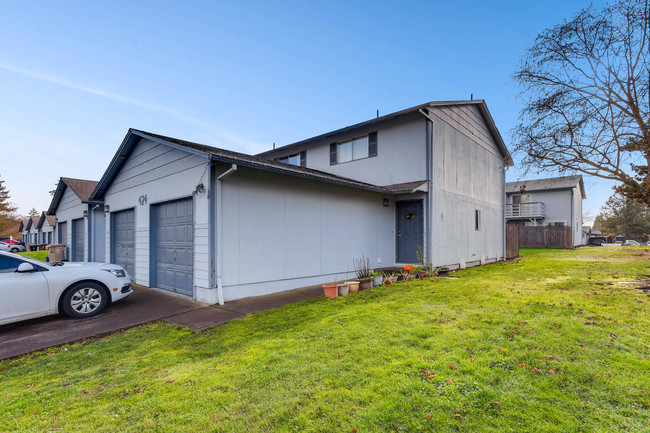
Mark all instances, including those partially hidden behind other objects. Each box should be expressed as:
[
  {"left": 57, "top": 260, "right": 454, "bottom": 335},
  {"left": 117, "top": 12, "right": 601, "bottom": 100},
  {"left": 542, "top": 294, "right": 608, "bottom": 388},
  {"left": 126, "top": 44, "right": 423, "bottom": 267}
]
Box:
[
  {"left": 516, "top": 225, "right": 573, "bottom": 249},
  {"left": 506, "top": 223, "right": 520, "bottom": 258}
]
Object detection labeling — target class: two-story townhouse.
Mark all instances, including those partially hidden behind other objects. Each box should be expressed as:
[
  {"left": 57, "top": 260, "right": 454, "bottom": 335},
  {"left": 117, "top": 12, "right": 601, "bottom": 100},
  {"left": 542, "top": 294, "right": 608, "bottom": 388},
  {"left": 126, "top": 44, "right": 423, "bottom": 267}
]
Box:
[
  {"left": 47, "top": 177, "right": 105, "bottom": 262},
  {"left": 89, "top": 100, "right": 512, "bottom": 304},
  {"left": 259, "top": 100, "right": 513, "bottom": 268},
  {"left": 505, "top": 175, "right": 585, "bottom": 247}
]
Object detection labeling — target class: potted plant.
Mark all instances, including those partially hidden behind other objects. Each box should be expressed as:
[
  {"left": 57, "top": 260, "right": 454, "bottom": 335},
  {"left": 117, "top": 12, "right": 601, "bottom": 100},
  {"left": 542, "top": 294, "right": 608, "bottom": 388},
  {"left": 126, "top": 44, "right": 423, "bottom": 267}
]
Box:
[
  {"left": 354, "top": 256, "right": 373, "bottom": 290},
  {"left": 371, "top": 271, "right": 382, "bottom": 287},
  {"left": 347, "top": 280, "right": 360, "bottom": 293},
  {"left": 322, "top": 283, "right": 338, "bottom": 299},
  {"left": 338, "top": 282, "right": 349, "bottom": 296}
]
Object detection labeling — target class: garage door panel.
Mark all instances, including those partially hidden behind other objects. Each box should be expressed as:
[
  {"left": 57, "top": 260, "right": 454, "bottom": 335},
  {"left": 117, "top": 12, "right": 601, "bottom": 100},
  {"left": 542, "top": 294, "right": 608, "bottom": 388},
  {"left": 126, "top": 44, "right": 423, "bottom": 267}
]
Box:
[
  {"left": 112, "top": 209, "right": 135, "bottom": 278},
  {"left": 72, "top": 219, "right": 84, "bottom": 262},
  {"left": 153, "top": 198, "right": 193, "bottom": 296}
]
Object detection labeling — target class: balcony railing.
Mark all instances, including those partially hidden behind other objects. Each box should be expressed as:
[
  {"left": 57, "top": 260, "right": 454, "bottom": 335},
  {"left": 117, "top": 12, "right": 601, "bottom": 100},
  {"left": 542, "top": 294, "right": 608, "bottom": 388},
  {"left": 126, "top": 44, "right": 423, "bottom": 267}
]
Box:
[{"left": 505, "top": 202, "right": 545, "bottom": 219}]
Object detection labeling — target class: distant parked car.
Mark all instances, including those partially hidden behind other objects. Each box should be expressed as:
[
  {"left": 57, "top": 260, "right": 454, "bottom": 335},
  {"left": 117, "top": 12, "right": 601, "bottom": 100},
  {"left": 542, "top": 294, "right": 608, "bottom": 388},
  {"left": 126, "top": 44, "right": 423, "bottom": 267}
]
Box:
[
  {"left": 624, "top": 240, "right": 641, "bottom": 246},
  {"left": 0, "top": 241, "right": 26, "bottom": 253},
  {"left": 591, "top": 240, "right": 603, "bottom": 246},
  {"left": 0, "top": 251, "right": 133, "bottom": 325},
  {"left": 0, "top": 238, "right": 20, "bottom": 244}
]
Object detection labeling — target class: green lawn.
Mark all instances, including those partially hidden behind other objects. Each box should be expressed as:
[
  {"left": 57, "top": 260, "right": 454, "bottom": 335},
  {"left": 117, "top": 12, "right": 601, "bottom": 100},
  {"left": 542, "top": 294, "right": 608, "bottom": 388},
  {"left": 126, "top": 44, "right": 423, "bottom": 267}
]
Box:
[
  {"left": 1, "top": 248, "right": 649, "bottom": 432},
  {"left": 16, "top": 250, "right": 48, "bottom": 262}
]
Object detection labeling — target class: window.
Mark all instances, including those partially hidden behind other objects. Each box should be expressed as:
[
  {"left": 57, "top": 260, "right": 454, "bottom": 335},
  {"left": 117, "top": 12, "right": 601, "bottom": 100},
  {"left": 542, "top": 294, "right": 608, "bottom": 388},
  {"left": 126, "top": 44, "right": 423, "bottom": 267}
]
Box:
[
  {"left": 0, "top": 255, "right": 22, "bottom": 274},
  {"left": 330, "top": 131, "right": 378, "bottom": 165},
  {"left": 475, "top": 209, "right": 481, "bottom": 231},
  {"left": 277, "top": 150, "right": 306, "bottom": 167}
]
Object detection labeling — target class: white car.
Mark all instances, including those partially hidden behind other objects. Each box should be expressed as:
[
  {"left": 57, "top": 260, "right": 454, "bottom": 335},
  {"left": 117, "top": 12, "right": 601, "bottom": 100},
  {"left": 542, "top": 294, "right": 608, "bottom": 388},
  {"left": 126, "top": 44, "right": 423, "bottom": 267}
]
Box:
[
  {"left": 0, "top": 241, "right": 26, "bottom": 253},
  {"left": 624, "top": 240, "right": 641, "bottom": 246},
  {"left": 0, "top": 251, "right": 133, "bottom": 325}
]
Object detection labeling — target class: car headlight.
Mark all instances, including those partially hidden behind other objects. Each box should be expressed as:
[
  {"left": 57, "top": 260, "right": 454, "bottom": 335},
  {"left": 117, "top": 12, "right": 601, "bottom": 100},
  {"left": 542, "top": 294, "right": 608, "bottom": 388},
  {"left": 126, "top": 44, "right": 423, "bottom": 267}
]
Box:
[{"left": 103, "top": 269, "right": 126, "bottom": 278}]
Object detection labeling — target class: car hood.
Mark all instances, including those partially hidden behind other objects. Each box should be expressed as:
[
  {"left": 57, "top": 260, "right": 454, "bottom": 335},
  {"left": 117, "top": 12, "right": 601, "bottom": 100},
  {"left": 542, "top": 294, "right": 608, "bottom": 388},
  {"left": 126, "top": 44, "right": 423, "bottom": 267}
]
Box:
[{"left": 51, "top": 262, "right": 124, "bottom": 271}]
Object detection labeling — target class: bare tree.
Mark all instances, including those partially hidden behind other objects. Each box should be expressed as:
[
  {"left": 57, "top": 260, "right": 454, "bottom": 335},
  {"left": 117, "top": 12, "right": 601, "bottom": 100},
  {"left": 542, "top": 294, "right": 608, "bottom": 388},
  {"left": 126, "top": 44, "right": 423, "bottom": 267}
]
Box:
[{"left": 513, "top": 0, "right": 650, "bottom": 204}]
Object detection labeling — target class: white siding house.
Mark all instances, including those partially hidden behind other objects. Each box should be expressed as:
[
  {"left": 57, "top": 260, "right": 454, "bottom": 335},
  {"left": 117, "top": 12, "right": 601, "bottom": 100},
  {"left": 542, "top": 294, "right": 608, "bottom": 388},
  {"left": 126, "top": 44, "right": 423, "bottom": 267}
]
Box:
[
  {"left": 505, "top": 175, "right": 585, "bottom": 247},
  {"left": 90, "top": 100, "right": 512, "bottom": 303},
  {"left": 47, "top": 177, "right": 105, "bottom": 262},
  {"left": 26, "top": 216, "right": 40, "bottom": 245},
  {"left": 36, "top": 212, "right": 55, "bottom": 244}
]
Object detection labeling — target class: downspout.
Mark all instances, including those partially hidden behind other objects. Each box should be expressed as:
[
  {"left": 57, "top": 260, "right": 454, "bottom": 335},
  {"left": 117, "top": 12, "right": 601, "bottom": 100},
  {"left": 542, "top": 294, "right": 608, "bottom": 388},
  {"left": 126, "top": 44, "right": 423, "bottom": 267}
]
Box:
[{"left": 215, "top": 163, "right": 238, "bottom": 305}]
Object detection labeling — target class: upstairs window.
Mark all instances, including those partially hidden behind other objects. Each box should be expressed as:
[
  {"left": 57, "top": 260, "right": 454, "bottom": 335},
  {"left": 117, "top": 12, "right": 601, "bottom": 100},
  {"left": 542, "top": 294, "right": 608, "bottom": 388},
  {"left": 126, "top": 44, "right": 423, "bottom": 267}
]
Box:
[
  {"left": 277, "top": 150, "right": 306, "bottom": 167},
  {"left": 330, "top": 132, "right": 378, "bottom": 165}
]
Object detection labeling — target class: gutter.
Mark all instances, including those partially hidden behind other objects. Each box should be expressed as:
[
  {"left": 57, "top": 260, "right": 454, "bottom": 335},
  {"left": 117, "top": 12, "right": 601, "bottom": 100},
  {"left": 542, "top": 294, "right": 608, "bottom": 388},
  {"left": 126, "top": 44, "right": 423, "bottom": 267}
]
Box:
[{"left": 214, "top": 163, "right": 238, "bottom": 305}]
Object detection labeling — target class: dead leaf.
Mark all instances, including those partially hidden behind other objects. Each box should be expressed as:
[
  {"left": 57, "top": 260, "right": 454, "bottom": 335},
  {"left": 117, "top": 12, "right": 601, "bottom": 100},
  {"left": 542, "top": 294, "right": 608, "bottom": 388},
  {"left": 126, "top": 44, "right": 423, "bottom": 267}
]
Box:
[{"left": 490, "top": 402, "right": 502, "bottom": 407}]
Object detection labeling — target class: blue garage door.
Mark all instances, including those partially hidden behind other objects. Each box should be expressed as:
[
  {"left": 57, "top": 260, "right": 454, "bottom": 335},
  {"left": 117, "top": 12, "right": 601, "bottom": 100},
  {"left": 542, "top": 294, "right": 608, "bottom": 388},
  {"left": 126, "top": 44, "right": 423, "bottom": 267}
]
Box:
[
  {"left": 152, "top": 198, "right": 193, "bottom": 296},
  {"left": 112, "top": 209, "right": 135, "bottom": 278},
  {"left": 72, "top": 218, "right": 85, "bottom": 262}
]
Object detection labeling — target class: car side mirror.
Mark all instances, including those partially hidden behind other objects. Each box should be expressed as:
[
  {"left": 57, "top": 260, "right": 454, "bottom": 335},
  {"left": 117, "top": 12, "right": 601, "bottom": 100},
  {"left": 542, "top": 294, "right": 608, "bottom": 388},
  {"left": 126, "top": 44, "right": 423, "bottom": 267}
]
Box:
[{"left": 17, "top": 263, "right": 35, "bottom": 273}]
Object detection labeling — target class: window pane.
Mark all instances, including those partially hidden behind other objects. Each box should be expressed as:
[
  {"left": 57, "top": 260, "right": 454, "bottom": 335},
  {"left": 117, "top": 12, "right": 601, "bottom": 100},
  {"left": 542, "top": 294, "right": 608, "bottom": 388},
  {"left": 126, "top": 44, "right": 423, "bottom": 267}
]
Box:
[
  {"left": 352, "top": 136, "right": 369, "bottom": 160},
  {"left": 337, "top": 141, "right": 352, "bottom": 163},
  {"left": 287, "top": 154, "right": 300, "bottom": 166}
]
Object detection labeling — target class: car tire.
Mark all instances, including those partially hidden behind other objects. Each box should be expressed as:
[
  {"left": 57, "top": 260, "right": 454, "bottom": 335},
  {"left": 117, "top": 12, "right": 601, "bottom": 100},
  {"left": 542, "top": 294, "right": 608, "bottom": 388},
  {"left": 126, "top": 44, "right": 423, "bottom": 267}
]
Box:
[
  {"left": 10, "top": 248, "right": 18, "bottom": 253},
  {"left": 61, "top": 282, "right": 108, "bottom": 319}
]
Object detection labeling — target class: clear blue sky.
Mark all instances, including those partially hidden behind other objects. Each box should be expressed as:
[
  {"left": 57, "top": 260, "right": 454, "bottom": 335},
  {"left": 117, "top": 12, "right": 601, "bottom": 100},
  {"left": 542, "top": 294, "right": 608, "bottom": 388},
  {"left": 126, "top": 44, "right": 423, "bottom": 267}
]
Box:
[{"left": 0, "top": 0, "right": 612, "bottom": 222}]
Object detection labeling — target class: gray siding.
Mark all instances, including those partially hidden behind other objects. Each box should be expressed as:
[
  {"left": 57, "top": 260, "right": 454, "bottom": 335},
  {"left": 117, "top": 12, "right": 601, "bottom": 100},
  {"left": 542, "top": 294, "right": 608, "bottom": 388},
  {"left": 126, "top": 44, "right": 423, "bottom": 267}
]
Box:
[
  {"left": 268, "top": 115, "right": 428, "bottom": 186},
  {"left": 103, "top": 138, "right": 211, "bottom": 296},
  {"left": 429, "top": 112, "right": 505, "bottom": 267},
  {"left": 53, "top": 186, "right": 87, "bottom": 260},
  {"left": 220, "top": 167, "right": 395, "bottom": 301}
]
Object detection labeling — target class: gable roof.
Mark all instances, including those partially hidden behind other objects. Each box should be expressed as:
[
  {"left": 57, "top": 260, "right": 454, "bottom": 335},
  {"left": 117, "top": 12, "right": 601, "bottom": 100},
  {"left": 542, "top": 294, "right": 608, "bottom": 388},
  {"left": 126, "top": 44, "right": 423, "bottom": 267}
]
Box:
[
  {"left": 26, "top": 215, "right": 40, "bottom": 231},
  {"left": 506, "top": 175, "right": 586, "bottom": 199},
  {"left": 256, "top": 100, "right": 513, "bottom": 166},
  {"left": 47, "top": 177, "right": 100, "bottom": 215},
  {"left": 18, "top": 218, "right": 28, "bottom": 232},
  {"left": 90, "top": 129, "right": 407, "bottom": 201},
  {"left": 36, "top": 211, "right": 56, "bottom": 229}
]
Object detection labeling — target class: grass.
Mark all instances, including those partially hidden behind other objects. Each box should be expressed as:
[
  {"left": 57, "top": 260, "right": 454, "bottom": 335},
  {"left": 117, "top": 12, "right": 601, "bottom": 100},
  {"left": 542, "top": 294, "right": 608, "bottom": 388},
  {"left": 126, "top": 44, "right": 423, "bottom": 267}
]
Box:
[
  {"left": 1, "top": 247, "right": 649, "bottom": 432},
  {"left": 16, "top": 251, "right": 48, "bottom": 262}
]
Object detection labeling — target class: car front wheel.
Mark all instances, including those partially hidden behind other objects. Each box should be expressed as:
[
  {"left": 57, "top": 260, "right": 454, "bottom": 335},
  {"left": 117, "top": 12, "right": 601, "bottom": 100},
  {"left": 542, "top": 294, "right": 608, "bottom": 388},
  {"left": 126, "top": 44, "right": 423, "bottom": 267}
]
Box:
[
  {"left": 61, "top": 282, "right": 108, "bottom": 319},
  {"left": 10, "top": 248, "right": 18, "bottom": 253}
]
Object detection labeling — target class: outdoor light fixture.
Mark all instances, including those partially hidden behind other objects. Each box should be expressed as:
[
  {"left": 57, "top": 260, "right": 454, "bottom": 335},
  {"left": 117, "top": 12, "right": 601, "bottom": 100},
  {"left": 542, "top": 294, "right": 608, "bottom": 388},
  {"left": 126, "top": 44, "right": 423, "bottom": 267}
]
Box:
[
  {"left": 194, "top": 182, "right": 205, "bottom": 194},
  {"left": 82, "top": 210, "right": 88, "bottom": 218},
  {"left": 383, "top": 198, "right": 389, "bottom": 207},
  {"left": 104, "top": 205, "right": 110, "bottom": 213}
]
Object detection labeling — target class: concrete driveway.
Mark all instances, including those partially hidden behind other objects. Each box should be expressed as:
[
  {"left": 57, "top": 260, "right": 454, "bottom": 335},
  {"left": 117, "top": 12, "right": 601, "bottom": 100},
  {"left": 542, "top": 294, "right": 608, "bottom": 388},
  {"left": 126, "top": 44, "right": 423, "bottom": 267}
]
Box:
[
  {"left": 0, "top": 285, "right": 203, "bottom": 360},
  {"left": 0, "top": 283, "right": 324, "bottom": 360}
]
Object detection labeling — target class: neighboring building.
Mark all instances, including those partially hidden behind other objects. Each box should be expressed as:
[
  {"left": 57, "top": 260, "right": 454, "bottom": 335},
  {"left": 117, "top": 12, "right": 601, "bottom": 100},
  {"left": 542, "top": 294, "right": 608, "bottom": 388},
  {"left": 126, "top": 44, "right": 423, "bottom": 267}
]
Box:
[
  {"left": 36, "top": 212, "right": 56, "bottom": 245},
  {"left": 505, "top": 175, "right": 585, "bottom": 247},
  {"left": 18, "top": 218, "right": 29, "bottom": 242},
  {"left": 89, "top": 100, "right": 512, "bottom": 303},
  {"left": 26, "top": 215, "right": 40, "bottom": 244},
  {"left": 47, "top": 177, "right": 104, "bottom": 262}
]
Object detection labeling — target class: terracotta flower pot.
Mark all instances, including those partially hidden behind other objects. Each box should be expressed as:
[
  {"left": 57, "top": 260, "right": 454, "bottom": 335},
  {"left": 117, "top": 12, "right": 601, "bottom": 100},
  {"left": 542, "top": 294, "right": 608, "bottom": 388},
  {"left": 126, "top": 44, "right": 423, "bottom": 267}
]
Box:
[
  {"left": 359, "top": 277, "right": 372, "bottom": 290},
  {"left": 338, "top": 283, "right": 349, "bottom": 296},
  {"left": 322, "top": 284, "right": 338, "bottom": 299},
  {"left": 347, "top": 281, "right": 360, "bottom": 293},
  {"left": 418, "top": 270, "right": 426, "bottom": 279}
]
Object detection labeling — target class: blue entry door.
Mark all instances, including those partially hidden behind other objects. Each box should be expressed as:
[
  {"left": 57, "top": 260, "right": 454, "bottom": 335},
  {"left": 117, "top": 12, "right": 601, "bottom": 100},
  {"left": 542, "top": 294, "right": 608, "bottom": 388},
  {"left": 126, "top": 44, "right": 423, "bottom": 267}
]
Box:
[{"left": 396, "top": 200, "right": 423, "bottom": 263}]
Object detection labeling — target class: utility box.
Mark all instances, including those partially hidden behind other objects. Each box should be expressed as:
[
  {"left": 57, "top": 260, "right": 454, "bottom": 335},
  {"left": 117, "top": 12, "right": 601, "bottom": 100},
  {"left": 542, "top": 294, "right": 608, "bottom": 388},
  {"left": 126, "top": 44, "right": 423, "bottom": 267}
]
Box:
[{"left": 47, "top": 244, "right": 66, "bottom": 262}]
